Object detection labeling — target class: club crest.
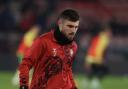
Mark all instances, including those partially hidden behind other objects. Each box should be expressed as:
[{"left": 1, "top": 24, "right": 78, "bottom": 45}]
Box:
[{"left": 52, "top": 48, "right": 57, "bottom": 56}]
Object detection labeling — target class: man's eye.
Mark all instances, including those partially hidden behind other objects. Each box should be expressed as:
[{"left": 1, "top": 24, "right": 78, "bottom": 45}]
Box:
[{"left": 67, "top": 25, "right": 74, "bottom": 28}]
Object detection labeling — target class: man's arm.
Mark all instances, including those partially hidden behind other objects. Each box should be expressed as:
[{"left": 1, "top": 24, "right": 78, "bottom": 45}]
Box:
[{"left": 19, "top": 37, "right": 46, "bottom": 88}]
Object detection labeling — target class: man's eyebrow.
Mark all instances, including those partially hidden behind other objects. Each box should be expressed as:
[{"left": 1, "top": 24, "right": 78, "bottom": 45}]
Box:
[{"left": 67, "top": 25, "right": 75, "bottom": 27}]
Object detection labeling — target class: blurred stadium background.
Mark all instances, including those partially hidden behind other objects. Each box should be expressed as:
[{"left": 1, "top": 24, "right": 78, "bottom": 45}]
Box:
[{"left": 0, "top": 0, "right": 128, "bottom": 89}]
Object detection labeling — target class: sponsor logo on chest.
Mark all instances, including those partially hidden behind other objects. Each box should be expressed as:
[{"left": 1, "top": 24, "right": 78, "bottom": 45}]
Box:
[
  {"left": 52, "top": 48, "right": 57, "bottom": 57},
  {"left": 51, "top": 48, "right": 74, "bottom": 57},
  {"left": 70, "top": 49, "right": 73, "bottom": 57}
]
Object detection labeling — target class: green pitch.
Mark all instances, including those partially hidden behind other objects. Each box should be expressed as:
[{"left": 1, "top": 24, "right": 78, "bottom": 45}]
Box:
[
  {"left": 75, "top": 74, "right": 128, "bottom": 89},
  {"left": 0, "top": 71, "right": 18, "bottom": 89},
  {"left": 0, "top": 71, "right": 128, "bottom": 89}
]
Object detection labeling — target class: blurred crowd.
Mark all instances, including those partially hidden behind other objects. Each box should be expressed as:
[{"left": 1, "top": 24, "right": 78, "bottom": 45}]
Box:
[{"left": 0, "top": 0, "right": 128, "bottom": 75}]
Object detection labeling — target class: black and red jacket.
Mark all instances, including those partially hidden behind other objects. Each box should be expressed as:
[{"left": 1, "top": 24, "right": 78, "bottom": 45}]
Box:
[{"left": 19, "top": 28, "right": 78, "bottom": 89}]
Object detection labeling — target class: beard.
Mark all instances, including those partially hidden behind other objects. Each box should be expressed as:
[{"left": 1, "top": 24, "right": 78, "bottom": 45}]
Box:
[
  {"left": 65, "top": 33, "right": 75, "bottom": 40},
  {"left": 68, "top": 32, "right": 75, "bottom": 40},
  {"left": 54, "top": 27, "right": 74, "bottom": 45}
]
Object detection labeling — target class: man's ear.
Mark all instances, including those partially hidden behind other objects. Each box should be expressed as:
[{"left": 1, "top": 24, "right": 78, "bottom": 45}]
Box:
[
  {"left": 57, "top": 19, "right": 63, "bottom": 31},
  {"left": 57, "top": 19, "right": 62, "bottom": 25}
]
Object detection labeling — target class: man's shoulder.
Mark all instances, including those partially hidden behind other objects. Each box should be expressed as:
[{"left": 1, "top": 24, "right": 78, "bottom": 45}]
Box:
[
  {"left": 34, "top": 31, "right": 52, "bottom": 46},
  {"left": 39, "top": 31, "right": 52, "bottom": 40},
  {"left": 71, "top": 41, "right": 78, "bottom": 49}
]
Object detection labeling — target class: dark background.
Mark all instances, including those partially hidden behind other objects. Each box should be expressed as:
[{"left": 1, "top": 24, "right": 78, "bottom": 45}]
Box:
[{"left": 0, "top": 0, "right": 128, "bottom": 76}]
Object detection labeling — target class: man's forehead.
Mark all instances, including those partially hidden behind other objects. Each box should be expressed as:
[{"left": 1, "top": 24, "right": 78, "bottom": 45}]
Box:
[{"left": 63, "top": 20, "right": 79, "bottom": 25}]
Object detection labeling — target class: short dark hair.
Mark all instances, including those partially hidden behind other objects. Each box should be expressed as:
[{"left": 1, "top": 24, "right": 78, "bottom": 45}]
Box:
[{"left": 58, "top": 9, "right": 80, "bottom": 22}]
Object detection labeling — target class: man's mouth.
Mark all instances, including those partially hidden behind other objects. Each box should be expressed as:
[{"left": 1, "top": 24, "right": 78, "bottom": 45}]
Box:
[{"left": 69, "top": 33, "right": 75, "bottom": 36}]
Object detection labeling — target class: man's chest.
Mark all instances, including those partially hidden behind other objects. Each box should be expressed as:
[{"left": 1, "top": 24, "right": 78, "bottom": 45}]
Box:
[
  {"left": 41, "top": 41, "right": 75, "bottom": 69},
  {"left": 46, "top": 42, "right": 74, "bottom": 60},
  {"left": 37, "top": 41, "right": 76, "bottom": 78}
]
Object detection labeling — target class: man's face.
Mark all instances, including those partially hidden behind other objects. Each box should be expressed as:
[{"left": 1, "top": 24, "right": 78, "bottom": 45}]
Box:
[{"left": 58, "top": 19, "right": 79, "bottom": 40}]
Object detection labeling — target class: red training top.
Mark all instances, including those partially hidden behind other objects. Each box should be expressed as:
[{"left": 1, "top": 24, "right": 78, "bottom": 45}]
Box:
[{"left": 19, "top": 30, "right": 78, "bottom": 89}]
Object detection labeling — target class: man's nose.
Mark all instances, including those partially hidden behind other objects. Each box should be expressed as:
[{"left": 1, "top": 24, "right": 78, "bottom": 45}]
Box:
[{"left": 72, "top": 27, "right": 77, "bottom": 32}]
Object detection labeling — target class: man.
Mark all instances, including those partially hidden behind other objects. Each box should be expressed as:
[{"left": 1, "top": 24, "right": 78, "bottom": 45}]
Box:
[
  {"left": 85, "top": 26, "right": 111, "bottom": 89},
  {"left": 19, "top": 9, "right": 80, "bottom": 89}
]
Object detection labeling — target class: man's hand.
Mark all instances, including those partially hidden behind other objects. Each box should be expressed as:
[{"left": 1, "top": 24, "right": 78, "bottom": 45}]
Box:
[
  {"left": 20, "top": 85, "right": 28, "bottom": 89},
  {"left": 71, "top": 86, "right": 78, "bottom": 89},
  {"left": 74, "top": 87, "right": 78, "bottom": 89}
]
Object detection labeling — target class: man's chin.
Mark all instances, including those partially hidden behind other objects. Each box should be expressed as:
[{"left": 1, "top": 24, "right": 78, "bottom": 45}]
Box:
[{"left": 68, "top": 37, "right": 74, "bottom": 41}]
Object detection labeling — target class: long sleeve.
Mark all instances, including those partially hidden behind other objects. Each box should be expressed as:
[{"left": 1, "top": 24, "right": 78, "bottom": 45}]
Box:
[
  {"left": 70, "top": 42, "right": 78, "bottom": 89},
  {"left": 19, "top": 37, "right": 45, "bottom": 86}
]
